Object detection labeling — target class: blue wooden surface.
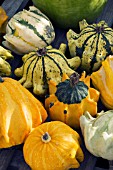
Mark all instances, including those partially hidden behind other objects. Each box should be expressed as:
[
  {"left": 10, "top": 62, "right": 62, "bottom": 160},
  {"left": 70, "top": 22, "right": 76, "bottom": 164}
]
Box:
[{"left": 0, "top": 0, "right": 113, "bottom": 170}]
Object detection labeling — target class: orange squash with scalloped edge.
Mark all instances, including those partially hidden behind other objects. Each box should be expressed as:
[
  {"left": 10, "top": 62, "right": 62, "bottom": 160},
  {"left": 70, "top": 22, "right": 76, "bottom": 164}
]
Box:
[{"left": 45, "top": 71, "right": 100, "bottom": 128}]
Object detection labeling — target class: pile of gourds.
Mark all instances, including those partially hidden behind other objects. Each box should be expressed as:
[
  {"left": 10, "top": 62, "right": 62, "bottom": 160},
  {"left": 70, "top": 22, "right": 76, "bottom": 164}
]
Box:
[{"left": 1, "top": 3, "right": 113, "bottom": 170}]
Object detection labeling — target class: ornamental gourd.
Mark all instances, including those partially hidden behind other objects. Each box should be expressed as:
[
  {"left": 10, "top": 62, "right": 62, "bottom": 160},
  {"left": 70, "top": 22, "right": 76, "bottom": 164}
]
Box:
[
  {"left": 67, "top": 19, "right": 113, "bottom": 73},
  {"left": 3, "top": 6, "right": 55, "bottom": 54},
  {"left": 23, "top": 121, "right": 84, "bottom": 170},
  {"left": 0, "top": 46, "right": 13, "bottom": 76},
  {"left": 0, "top": 77, "right": 47, "bottom": 148},
  {"left": 80, "top": 110, "right": 113, "bottom": 160},
  {"left": 91, "top": 55, "right": 113, "bottom": 109},
  {"left": 14, "top": 44, "right": 81, "bottom": 96},
  {"left": 45, "top": 71, "right": 100, "bottom": 128}
]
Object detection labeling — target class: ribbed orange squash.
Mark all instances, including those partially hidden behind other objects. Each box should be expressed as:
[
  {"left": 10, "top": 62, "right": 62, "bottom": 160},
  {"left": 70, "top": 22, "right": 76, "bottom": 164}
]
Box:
[
  {"left": 0, "top": 77, "right": 47, "bottom": 148},
  {"left": 91, "top": 55, "right": 113, "bottom": 109},
  {"left": 23, "top": 121, "right": 84, "bottom": 170}
]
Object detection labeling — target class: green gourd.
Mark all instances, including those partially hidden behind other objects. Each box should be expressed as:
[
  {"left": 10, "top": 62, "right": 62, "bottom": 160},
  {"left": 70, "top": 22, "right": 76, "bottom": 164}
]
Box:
[
  {"left": 67, "top": 19, "right": 113, "bottom": 73},
  {"left": 32, "top": 0, "right": 107, "bottom": 29},
  {"left": 14, "top": 44, "right": 81, "bottom": 96}
]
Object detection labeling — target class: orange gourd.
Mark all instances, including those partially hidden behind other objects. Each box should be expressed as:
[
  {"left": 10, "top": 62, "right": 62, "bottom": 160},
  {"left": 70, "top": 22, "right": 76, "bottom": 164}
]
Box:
[
  {"left": 0, "top": 77, "right": 47, "bottom": 148},
  {"left": 45, "top": 72, "right": 100, "bottom": 128},
  {"left": 23, "top": 121, "right": 84, "bottom": 170},
  {"left": 91, "top": 55, "right": 113, "bottom": 109}
]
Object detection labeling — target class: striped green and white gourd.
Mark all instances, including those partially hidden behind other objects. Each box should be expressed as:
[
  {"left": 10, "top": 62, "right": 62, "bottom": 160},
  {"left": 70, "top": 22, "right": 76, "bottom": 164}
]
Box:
[
  {"left": 67, "top": 19, "right": 113, "bottom": 73},
  {"left": 14, "top": 44, "right": 81, "bottom": 96},
  {"left": 3, "top": 6, "right": 55, "bottom": 55}
]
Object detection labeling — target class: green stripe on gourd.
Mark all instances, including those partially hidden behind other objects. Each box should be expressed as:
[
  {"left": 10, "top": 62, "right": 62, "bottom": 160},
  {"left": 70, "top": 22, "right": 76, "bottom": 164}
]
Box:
[
  {"left": 14, "top": 44, "right": 81, "bottom": 96},
  {"left": 15, "top": 19, "right": 49, "bottom": 45},
  {"left": 67, "top": 19, "right": 113, "bottom": 73},
  {"left": 29, "top": 9, "right": 50, "bottom": 21},
  {"left": 3, "top": 6, "right": 55, "bottom": 54},
  {"left": 48, "top": 51, "right": 71, "bottom": 68}
]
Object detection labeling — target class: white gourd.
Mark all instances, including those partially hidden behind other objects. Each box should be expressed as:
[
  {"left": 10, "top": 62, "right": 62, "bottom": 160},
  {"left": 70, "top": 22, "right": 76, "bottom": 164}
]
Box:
[
  {"left": 2, "top": 6, "right": 55, "bottom": 54},
  {"left": 80, "top": 110, "right": 113, "bottom": 160}
]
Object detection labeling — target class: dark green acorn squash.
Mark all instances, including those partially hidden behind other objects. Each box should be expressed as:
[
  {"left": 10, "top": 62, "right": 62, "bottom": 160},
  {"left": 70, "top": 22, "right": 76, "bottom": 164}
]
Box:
[
  {"left": 67, "top": 19, "right": 113, "bottom": 72},
  {"left": 55, "top": 72, "right": 88, "bottom": 104}
]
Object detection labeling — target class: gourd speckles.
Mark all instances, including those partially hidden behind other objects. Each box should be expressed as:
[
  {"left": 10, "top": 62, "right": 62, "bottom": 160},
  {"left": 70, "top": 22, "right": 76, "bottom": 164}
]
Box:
[
  {"left": 67, "top": 19, "right": 113, "bottom": 73},
  {"left": 14, "top": 44, "right": 81, "bottom": 96},
  {"left": 45, "top": 71, "right": 100, "bottom": 128}
]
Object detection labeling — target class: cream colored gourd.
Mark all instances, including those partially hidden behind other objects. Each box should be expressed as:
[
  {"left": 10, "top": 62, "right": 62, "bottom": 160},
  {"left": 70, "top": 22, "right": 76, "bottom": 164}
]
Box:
[
  {"left": 3, "top": 6, "right": 55, "bottom": 54},
  {"left": 80, "top": 110, "right": 113, "bottom": 160}
]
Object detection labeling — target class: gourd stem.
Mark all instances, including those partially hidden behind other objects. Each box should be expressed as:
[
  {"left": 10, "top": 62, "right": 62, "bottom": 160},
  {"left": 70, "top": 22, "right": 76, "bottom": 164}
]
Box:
[
  {"left": 95, "top": 25, "right": 104, "bottom": 33},
  {"left": 69, "top": 72, "right": 80, "bottom": 87},
  {"left": 41, "top": 132, "right": 51, "bottom": 143},
  {"left": 0, "top": 77, "right": 4, "bottom": 82},
  {"left": 36, "top": 47, "right": 47, "bottom": 56}
]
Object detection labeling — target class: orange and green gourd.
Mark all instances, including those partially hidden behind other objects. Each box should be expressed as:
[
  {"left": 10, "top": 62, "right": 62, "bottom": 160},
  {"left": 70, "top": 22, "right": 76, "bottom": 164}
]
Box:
[{"left": 45, "top": 71, "right": 100, "bottom": 128}]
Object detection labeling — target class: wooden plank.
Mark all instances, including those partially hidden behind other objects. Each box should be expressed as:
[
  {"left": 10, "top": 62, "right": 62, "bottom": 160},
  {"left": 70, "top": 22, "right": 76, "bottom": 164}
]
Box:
[
  {"left": 9, "top": 150, "right": 30, "bottom": 170},
  {"left": 95, "top": 0, "right": 113, "bottom": 27},
  {"left": 1, "top": 0, "right": 30, "bottom": 19},
  {"left": 94, "top": 168, "right": 108, "bottom": 170},
  {"left": 0, "top": 147, "right": 16, "bottom": 170}
]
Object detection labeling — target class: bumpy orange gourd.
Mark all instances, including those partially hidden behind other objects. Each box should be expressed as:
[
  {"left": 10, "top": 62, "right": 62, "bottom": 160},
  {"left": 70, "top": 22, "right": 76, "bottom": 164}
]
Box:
[
  {"left": 91, "top": 55, "right": 113, "bottom": 109},
  {"left": 23, "top": 121, "right": 84, "bottom": 170},
  {"left": 0, "top": 77, "right": 47, "bottom": 148},
  {"left": 45, "top": 72, "right": 100, "bottom": 128}
]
